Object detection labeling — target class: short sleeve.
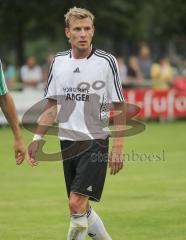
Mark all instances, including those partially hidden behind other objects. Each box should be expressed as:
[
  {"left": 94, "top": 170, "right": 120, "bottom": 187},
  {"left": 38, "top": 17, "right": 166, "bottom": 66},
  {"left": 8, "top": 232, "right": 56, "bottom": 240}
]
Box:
[
  {"left": 107, "top": 55, "right": 124, "bottom": 103},
  {"left": 0, "top": 60, "right": 8, "bottom": 96},
  {"left": 20, "top": 66, "right": 27, "bottom": 81},
  {"left": 35, "top": 66, "right": 43, "bottom": 81},
  {"left": 44, "top": 58, "right": 57, "bottom": 100}
]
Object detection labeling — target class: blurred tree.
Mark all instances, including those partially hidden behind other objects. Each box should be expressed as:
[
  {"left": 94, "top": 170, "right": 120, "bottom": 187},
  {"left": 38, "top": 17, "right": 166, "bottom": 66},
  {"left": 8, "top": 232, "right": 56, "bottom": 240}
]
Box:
[
  {"left": 0, "top": 0, "right": 66, "bottom": 65},
  {"left": 0, "top": 0, "right": 186, "bottom": 65}
]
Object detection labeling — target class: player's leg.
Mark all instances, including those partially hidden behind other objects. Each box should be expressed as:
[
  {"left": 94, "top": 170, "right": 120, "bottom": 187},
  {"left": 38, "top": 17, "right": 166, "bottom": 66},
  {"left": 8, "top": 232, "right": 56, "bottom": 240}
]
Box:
[
  {"left": 85, "top": 138, "right": 112, "bottom": 240},
  {"left": 62, "top": 138, "right": 111, "bottom": 239},
  {"left": 61, "top": 140, "right": 88, "bottom": 239},
  {"left": 67, "top": 192, "right": 89, "bottom": 240},
  {"left": 87, "top": 206, "right": 112, "bottom": 240}
]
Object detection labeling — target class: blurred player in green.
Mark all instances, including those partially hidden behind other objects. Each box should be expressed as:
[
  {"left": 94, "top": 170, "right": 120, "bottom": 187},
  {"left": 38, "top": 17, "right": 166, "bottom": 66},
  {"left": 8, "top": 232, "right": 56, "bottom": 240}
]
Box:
[{"left": 0, "top": 59, "right": 26, "bottom": 164}]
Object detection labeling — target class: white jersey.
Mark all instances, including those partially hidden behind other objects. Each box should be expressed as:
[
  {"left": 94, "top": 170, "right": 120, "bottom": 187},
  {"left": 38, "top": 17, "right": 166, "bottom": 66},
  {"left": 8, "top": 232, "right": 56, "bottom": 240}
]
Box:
[
  {"left": 21, "top": 65, "right": 42, "bottom": 82},
  {"left": 44, "top": 48, "right": 124, "bottom": 140}
]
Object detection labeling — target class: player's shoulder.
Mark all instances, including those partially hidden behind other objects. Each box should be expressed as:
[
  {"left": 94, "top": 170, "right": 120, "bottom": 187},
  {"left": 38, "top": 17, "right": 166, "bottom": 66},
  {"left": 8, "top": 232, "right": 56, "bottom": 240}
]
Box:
[
  {"left": 94, "top": 48, "right": 117, "bottom": 63},
  {"left": 53, "top": 49, "right": 71, "bottom": 61}
]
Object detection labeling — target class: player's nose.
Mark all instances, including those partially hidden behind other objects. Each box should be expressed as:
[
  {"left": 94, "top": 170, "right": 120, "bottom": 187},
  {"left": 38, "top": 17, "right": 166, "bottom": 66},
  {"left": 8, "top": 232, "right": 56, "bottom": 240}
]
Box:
[{"left": 80, "top": 29, "right": 86, "bottom": 37}]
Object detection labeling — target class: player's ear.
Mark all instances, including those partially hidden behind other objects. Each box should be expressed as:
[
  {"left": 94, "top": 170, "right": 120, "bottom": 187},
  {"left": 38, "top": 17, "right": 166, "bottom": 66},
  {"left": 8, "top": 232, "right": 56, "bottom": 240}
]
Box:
[{"left": 65, "top": 28, "right": 70, "bottom": 39}]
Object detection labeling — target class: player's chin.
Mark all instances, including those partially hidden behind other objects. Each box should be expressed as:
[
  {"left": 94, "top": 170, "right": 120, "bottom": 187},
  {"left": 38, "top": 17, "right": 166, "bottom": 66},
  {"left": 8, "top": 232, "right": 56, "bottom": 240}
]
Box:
[{"left": 78, "top": 43, "right": 89, "bottom": 51}]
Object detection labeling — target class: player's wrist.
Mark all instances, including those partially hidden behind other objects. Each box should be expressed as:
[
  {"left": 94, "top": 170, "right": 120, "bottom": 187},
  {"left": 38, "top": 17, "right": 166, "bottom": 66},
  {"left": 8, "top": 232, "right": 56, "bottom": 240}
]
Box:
[
  {"left": 33, "top": 134, "right": 43, "bottom": 141},
  {"left": 112, "top": 138, "right": 124, "bottom": 147},
  {"left": 14, "top": 135, "right": 23, "bottom": 141},
  {"left": 13, "top": 127, "right": 22, "bottom": 141}
]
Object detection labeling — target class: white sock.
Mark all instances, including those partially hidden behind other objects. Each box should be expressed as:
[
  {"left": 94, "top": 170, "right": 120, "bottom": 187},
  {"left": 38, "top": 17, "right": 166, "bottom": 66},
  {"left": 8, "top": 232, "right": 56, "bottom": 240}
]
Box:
[
  {"left": 87, "top": 208, "right": 112, "bottom": 240},
  {"left": 67, "top": 213, "right": 88, "bottom": 240}
]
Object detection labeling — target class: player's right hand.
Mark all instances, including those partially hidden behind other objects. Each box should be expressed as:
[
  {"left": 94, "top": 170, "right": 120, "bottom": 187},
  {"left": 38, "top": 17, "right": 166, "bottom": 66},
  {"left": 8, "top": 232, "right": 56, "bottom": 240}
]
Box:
[
  {"left": 27, "top": 141, "right": 40, "bottom": 167},
  {"left": 14, "top": 137, "right": 27, "bottom": 165},
  {"left": 109, "top": 145, "right": 124, "bottom": 175}
]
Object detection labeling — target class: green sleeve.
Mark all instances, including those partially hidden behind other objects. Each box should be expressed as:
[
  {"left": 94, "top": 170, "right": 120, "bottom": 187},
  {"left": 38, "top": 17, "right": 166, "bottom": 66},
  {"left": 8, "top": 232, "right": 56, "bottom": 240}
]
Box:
[{"left": 0, "top": 60, "right": 8, "bottom": 96}]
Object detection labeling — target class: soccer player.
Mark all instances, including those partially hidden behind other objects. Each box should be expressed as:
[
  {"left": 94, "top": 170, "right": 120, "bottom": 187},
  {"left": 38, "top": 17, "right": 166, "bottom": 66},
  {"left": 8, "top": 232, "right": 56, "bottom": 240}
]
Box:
[
  {"left": 0, "top": 59, "right": 26, "bottom": 164},
  {"left": 28, "top": 7, "right": 125, "bottom": 240}
]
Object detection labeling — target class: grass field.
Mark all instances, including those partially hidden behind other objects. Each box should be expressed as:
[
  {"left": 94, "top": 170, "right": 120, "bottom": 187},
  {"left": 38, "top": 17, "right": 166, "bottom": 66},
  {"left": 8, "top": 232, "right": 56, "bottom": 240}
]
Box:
[{"left": 0, "top": 121, "right": 186, "bottom": 240}]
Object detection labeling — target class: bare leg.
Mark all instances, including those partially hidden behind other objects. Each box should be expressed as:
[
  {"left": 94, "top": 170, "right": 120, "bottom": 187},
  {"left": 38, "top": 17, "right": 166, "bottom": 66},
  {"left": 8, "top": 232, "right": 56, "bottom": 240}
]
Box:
[{"left": 67, "top": 192, "right": 89, "bottom": 240}]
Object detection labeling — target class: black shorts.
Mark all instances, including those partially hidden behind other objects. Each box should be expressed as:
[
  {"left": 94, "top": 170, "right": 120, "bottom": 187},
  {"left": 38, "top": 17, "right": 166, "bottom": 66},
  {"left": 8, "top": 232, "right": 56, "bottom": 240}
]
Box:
[{"left": 60, "top": 138, "right": 109, "bottom": 202}]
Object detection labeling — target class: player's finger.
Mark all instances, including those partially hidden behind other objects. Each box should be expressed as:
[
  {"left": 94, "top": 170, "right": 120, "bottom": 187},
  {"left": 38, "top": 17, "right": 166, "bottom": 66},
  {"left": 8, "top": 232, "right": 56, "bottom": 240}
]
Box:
[
  {"left": 114, "top": 159, "right": 119, "bottom": 173},
  {"left": 27, "top": 150, "right": 34, "bottom": 165},
  {"left": 27, "top": 160, "right": 34, "bottom": 167},
  {"left": 16, "top": 160, "right": 23, "bottom": 165},
  {"left": 115, "top": 155, "right": 124, "bottom": 173},
  {"left": 29, "top": 160, "right": 37, "bottom": 166},
  {"left": 119, "top": 160, "right": 124, "bottom": 170},
  {"left": 15, "top": 152, "right": 22, "bottom": 163},
  {"left": 110, "top": 166, "right": 114, "bottom": 175},
  {"left": 31, "top": 162, "right": 38, "bottom": 167},
  {"left": 27, "top": 157, "right": 38, "bottom": 167},
  {"left": 114, "top": 159, "right": 123, "bottom": 175},
  {"left": 16, "top": 157, "right": 24, "bottom": 165},
  {"left": 114, "top": 161, "right": 119, "bottom": 175},
  {"left": 29, "top": 161, "right": 38, "bottom": 167},
  {"left": 15, "top": 151, "right": 19, "bottom": 160},
  {"left": 117, "top": 162, "right": 123, "bottom": 174},
  {"left": 30, "top": 158, "right": 39, "bottom": 166},
  {"left": 109, "top": 153, "right": 115, "bottom": 171},
  {"left": 29, "top": 149, "right": 37, "bottom": 163},
  {"left": 110, "top": 161, "right": 116, "bottom": 175},
  {"left": 116, "top": 160, "right": 123, "bottom": 173},
  {"left": 113, "top": 165, "right": 117, "bottom": 175}
]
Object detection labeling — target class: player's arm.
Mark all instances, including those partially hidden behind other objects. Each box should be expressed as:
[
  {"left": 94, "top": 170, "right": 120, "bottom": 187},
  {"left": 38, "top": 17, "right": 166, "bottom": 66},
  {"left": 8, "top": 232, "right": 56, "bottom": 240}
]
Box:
[
  {"left": 0, "top": 93, "right": 26, "bottom": 164},
  {"left": 28, "top": 56, "right": 57, "bottom": 166},
  {"left": 28, "top": 98, "right": 57, "bottom": 166},
  {"left": 107, "top": 55, "right": 126, "bottom": 175},
  {"left": 109, "top": 101, "right": 126, "bottom": 175}
]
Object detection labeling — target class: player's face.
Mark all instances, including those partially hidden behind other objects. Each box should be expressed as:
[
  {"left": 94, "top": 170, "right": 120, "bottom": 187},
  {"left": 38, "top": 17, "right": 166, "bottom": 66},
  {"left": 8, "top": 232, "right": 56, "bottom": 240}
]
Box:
[{"left": 65, "top": 17, "right": 94, "bottom": 52}]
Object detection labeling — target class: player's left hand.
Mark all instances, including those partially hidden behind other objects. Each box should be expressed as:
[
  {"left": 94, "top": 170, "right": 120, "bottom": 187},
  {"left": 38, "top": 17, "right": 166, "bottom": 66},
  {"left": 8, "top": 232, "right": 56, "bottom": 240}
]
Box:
[
  {"left": 14, "top": 137, "right": 27, "bottom": 165},
  {"left": 27, "top": 140, "right": 40, "bottom": 167},
  {"left": 109, "top": 146, "right": 124, "bottom": 175}
]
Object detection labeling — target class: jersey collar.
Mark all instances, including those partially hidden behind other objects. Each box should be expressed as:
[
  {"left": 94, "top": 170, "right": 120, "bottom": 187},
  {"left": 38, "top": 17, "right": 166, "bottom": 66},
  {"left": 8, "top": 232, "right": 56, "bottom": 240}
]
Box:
[{"left": 69, "top": 47, "right": 95, "bottom": 60}]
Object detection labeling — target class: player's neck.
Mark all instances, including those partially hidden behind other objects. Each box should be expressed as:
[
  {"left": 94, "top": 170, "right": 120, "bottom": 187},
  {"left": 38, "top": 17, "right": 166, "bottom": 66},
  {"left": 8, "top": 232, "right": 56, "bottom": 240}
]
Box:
[{"left": 71, "top": 47, "right": 92, "bottom": 59}]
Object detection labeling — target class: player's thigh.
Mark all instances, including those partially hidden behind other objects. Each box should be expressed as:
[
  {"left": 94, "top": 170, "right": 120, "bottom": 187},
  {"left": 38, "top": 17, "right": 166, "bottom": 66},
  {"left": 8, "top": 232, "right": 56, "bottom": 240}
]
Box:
[{"left": 71, "top": 138, "right": 109, "bottom": 202}]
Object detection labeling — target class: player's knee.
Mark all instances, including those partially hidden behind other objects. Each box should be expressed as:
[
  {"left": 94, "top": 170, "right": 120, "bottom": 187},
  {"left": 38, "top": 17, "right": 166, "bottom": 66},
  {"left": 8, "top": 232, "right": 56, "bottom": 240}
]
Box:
[
  {"left": 69, "top": 198, "right": 84, "bottom": 213},
  {"left": 69, "top": 198, "right": 78, "bottom": 213},
  {"left": 69, "top": 194, "right": 87, "bottom": 213}
]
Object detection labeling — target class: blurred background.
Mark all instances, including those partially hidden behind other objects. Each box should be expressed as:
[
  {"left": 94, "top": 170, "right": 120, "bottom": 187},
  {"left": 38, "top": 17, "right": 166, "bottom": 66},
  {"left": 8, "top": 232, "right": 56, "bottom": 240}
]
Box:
[
  {"left": 0, "top": 1, "right": 186, "bottom": 240},
  {"left": 0, "top": 0, "right": 186, "bottom": 122},
  {"left": 1, "top": 0, "right": 186, "bottom": 66}
]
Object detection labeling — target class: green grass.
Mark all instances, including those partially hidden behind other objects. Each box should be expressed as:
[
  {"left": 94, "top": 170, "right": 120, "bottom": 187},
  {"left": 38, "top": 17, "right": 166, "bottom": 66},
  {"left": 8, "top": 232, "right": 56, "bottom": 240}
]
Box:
[{"left": 0, "top": 121, "right": 186, "bottom": 239}]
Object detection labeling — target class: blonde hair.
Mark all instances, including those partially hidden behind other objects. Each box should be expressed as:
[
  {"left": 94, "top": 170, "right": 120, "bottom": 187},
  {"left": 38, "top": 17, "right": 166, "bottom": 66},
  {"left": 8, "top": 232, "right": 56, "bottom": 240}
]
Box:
[{"left": 64, "top": 7, "right": 95, "bottom": 27}]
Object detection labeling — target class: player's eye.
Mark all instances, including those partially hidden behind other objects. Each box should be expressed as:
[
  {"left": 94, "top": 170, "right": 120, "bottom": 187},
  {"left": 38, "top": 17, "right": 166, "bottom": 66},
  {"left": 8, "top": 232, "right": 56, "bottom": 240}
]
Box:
[
  {"left": 73, "top": 27, "right": 81, "bottom": 32},
  {"left": 84, "top": 27, "right": 91, "bottom": 31}
]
